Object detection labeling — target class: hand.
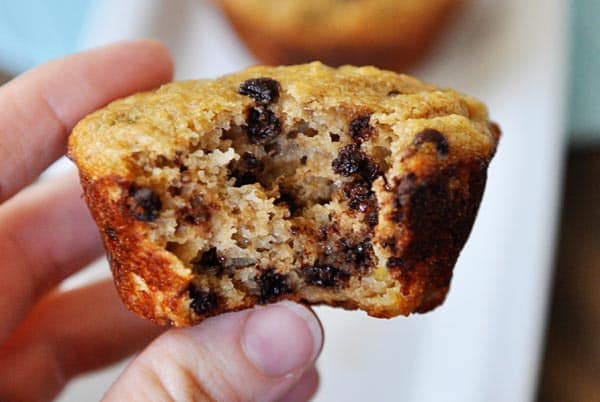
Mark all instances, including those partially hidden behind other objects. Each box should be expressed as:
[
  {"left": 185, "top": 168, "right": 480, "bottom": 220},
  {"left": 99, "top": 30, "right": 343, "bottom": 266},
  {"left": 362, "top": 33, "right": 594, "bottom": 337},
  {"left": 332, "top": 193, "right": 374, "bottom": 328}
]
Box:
[{"left": 0, "top": 40, "right": 323, "bottom": 402}]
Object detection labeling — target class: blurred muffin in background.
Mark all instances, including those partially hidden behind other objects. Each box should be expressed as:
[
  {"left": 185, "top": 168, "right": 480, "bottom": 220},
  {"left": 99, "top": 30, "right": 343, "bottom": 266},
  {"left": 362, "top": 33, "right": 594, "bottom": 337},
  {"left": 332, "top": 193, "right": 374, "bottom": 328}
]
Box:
[{"left": 215, "top": 0, "right": 463, "bottom": 70}]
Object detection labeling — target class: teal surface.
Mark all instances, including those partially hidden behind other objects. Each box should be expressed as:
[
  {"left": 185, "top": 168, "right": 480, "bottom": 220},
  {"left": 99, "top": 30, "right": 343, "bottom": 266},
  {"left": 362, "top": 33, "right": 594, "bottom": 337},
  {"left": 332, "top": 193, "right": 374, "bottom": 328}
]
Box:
[
  {"left": 570, "top": 0, "right": 600, "bottom": 141},
  {"left": 0, "top": 1, "right": 93, "bottom": 74}
]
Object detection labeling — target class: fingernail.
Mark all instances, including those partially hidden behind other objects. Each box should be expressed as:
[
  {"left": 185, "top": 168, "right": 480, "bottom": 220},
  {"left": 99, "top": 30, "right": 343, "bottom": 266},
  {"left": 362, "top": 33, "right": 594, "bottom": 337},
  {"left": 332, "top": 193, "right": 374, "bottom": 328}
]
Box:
[{"left": 242, "top": 302, "right": 323, "bottom": 377}]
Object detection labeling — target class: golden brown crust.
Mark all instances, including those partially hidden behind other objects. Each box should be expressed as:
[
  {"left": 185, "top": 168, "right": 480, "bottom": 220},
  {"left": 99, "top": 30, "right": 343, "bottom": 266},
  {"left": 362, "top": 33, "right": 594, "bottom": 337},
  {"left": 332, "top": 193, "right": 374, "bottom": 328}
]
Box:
[
  {"left": 215, "top": 0, "right": 463, "bottom": 70},
  {"left": 385, "top": 158, "right": 488, "bottom": 313},
  {"left": 69, "top": 63, "right": 499, "bottom": 326},
  {"left": 80, "top": 176, "right": 189, "bottom": 325}
]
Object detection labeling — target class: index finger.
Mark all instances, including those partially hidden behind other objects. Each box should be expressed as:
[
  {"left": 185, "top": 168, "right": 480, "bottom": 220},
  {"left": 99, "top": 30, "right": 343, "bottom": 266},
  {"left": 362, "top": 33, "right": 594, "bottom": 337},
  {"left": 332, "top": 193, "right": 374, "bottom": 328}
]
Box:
[{"left": 0, "top": 40, "right": 173, "bottom": 203}]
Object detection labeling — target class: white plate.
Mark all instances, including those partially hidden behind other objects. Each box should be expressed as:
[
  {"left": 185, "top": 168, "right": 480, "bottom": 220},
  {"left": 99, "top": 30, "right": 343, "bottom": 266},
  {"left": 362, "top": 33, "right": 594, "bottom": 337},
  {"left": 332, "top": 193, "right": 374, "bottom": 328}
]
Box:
[{"left": 58, "top": 0, "right": 568, "bottom": 401}]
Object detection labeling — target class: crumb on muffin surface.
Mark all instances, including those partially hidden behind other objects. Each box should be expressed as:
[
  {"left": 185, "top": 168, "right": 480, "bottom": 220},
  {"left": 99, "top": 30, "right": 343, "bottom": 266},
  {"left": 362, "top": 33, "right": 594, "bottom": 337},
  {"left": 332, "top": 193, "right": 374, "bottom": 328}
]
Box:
[{"left": 68, "top": 62, "right": 499, "bottom": 326}]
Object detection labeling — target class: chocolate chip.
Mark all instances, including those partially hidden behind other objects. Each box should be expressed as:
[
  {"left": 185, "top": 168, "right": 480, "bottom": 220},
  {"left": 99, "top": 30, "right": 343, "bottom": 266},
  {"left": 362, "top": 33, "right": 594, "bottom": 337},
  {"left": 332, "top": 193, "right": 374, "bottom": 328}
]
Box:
[
  {"left": 228, "top": 152, "right": 264, "bottom": 186},
  {"left": 246, "top": 106, "right": 282, "bottom": 144},
  {"left": 349, "top": 114, "right": 374, "bottom": 143},
  {"left": 387, "top": 89, "right": 401, "bottom": 96},
  {"left": 126, "top": 186, "right": 162, "bottom": 222},
  {"left": 191, "top": 247, "right": 225, "bottom": 275},
  {"left": 343, "top": 180, "right": 372, "bottom": 211},
  {"left": 333, "top": 144, "right": 382, "bottom": 225},
  {"left": 342, "top": 180, "right": 379, "bottom": 226},
  {"left": 332, "top": 144, "right": 364, "bottom": 176},
  {"left": 342, "top": 239, "right": 373, "bottom": 268},
  {"left": 303, "top": 265, "right": 350, "bottom": 288},
  {"left": 330, "top": 133, "right": 340, "bottom": 142},
  {"left": 300, "top": 155, "right": 308, "bottom": 165},
  {"left": 361, "top": 159, "right": 382, "bottom": 183},
  {"left": 332, "top": 144, "right": 382, "bottom": 182},
  {"left": 189, "top": 285, "right": 219, "bottom": 315},
  {"left": 413, "top": 128, "right": 449, "bottom": 156},
  {"left": 239, "top": 77, "right": 281, "bottom": 105},
  {"left": 257, "top": 268, "right": 292, "bottom": 304}
]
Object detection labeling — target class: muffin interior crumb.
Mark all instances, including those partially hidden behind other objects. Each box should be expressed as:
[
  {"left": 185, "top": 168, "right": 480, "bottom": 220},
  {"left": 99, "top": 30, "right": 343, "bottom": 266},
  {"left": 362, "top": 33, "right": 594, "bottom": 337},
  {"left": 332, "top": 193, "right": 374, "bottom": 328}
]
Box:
[{"left": 124, "top": 78, "right": 399, "bottom": 316}]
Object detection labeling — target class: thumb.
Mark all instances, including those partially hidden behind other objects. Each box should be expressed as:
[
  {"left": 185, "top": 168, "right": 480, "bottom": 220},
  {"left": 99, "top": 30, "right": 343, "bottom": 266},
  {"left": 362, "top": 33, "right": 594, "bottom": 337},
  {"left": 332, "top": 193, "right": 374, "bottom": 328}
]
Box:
[{"left": 103, "top": 302, "right": 323, "bottom": 402}]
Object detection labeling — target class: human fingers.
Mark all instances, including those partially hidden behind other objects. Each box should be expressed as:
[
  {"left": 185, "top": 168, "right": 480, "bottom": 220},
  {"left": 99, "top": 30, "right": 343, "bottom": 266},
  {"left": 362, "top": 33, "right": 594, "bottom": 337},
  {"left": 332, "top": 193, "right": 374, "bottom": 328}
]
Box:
[
  {"left": 0, "top": 39, "right": 173, "bottom": 203},
  {"left": 280, "top": 366, "right": 320, "bottom": 402},
  {"left": 104, "top": 302, "right": 323, "bottom": 402},
  {"left": 0, "top": 280, "right": 163, "bottom": 402},
  {"left": 0, "top": 173, "right": 103, "bottom": 341}
]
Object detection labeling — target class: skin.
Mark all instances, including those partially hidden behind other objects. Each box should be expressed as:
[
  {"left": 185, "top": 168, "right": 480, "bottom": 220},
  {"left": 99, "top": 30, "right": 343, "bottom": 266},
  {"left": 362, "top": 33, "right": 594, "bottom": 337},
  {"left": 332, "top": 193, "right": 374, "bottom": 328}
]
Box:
[{"left": 0, "top": 40, "right": 323, "bottom": 402}]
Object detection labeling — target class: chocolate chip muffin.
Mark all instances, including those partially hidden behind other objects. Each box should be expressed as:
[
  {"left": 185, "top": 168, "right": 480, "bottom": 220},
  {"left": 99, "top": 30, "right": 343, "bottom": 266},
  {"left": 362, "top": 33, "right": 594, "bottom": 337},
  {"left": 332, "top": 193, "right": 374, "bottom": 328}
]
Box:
[
  {"left": 215, "top": 0, "right": 463, "bottom": 70},
  {"left": 68, "top": 62, "right": 499, "bottom": 326}
]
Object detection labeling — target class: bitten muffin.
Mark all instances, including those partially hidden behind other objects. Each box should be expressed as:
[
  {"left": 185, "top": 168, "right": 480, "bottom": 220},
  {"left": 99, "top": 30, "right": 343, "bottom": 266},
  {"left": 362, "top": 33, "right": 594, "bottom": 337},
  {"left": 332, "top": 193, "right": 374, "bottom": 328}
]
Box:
[
  {"left": 68, "top": 62, "right": 499, "bottom": 326},
  {"left": 215, "top": 0, "right": 463, "bottom": 70}
]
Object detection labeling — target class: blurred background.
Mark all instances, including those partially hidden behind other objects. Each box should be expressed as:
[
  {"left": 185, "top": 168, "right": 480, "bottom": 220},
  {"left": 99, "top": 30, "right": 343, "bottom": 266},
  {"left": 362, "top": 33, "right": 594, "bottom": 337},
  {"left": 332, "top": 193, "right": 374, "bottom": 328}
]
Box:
[{"left": 0, "top": 0, "right": 597, "bottom": 401}]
